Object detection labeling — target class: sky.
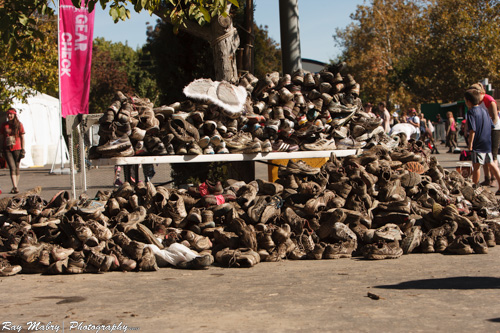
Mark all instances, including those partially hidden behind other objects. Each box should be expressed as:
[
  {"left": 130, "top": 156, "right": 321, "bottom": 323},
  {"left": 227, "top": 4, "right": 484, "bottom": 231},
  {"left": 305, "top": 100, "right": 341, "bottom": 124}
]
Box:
[{"left": 92, "top": 0, "right": 366, "bottom": 63}]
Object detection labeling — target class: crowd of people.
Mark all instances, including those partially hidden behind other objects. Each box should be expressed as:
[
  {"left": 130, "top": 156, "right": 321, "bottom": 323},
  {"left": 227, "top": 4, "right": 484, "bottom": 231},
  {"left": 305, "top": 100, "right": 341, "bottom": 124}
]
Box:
[{"left": 363, "top": 81, "right": 499, "bottom": 192}]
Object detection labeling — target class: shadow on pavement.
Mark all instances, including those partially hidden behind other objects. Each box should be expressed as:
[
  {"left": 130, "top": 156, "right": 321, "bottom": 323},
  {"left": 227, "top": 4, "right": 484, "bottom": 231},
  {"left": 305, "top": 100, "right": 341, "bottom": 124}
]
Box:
[
  {"left": 487, "top": 318, "right": 500, "bottom": 323},
  {"left": 374, "top": 276, "right": 500, "bottom": 290}
]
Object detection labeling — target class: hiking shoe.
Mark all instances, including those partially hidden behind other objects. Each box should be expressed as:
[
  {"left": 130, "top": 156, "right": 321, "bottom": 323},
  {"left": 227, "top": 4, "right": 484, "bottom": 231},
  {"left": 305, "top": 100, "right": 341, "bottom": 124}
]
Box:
[
  {"left": 401, "top": 226, "right": 423, "bottom": 254},
  {"left": 138, "top": 247, "right": 159, "bottom": 271},
  {"left": 307, "top": 242, "right": 326, "bottom": 260},
  {"left": 447, "top": 235, "right": 474, "bottom": 255},
  {"left": 468, "top": 231, "right": 488, "bottom": 254},
  {"left": 260, "top": 195, "right": 283, "bottom": 224},
  {"left": 323, "top": 240, "right": 356, "bottom": 259},
  {"left": 434, "top": 235, "right": 449, "bottom": 253},
  {"left": 87, "top": 250, "right": 116, "bottom": 272},
  {"left": 215, "top": 248, "right": 260, "bottom": 268},
  {"left": 0, "top": 263, "right": 22, "bottom": 276},
  {"left": 374, "top": 224, "right": 403, "bottom": 242},
  {"left": 363, "top": 240, "right": 403, "bottom": 260},
  {"left": 177, "top": 254, "right": 214, "bottom": 270}
]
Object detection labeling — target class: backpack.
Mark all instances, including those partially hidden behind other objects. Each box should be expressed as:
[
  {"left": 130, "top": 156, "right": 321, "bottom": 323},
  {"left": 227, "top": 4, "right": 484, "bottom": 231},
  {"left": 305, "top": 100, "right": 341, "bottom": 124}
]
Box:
[{"left": 459, "top": 150, "right": 471, "bottom": 161}]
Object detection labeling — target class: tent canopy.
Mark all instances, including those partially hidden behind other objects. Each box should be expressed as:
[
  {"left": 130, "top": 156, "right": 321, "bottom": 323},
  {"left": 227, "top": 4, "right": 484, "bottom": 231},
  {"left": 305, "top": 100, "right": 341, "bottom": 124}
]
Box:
[{"left": 10, "top": 91, "right": 69, "bottom": 168}]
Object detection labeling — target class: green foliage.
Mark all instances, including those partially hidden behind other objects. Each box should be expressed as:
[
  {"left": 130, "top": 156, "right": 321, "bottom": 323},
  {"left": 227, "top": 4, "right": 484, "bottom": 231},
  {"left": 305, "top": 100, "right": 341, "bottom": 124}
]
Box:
[
  {"left": 335, "top": 0, "right": 500, "bottom": 109},
  {"left": 89, "top": 38, "right": 159, "bottom": 113},
  {"left": 253, "top": 24, "right": 282, "bottom": 79},
  {"left": 78, "top": 0, "right": 236, "bottom": 33},
  {"left": 0, "top": 0, "right": 55, "bottom": 57},
  {"left": 142, "top": 19, "right": 215, "bottom": 105},
  {"left": 0, "top": 14, "right": 58, "bottom": 109}
]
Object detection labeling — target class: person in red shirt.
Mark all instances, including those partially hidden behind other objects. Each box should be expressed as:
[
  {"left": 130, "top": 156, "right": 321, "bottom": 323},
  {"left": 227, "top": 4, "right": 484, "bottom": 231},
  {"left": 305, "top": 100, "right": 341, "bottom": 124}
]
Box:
[
  {"left": 0, "top": 108, "right": 26, "bottom": 194},
  {"left": 469, "top": 83, "right": 499, "bottom": 186}
]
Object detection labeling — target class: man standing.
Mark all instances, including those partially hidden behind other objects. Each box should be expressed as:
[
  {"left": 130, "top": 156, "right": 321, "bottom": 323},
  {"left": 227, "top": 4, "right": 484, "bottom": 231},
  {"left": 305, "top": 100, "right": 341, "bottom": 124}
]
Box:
[
  {"left": 378, "top": 101, "right": 391, "bottom": 133},
  {"left": 407, "top": 108, "right": 421, "bottom": 140}
]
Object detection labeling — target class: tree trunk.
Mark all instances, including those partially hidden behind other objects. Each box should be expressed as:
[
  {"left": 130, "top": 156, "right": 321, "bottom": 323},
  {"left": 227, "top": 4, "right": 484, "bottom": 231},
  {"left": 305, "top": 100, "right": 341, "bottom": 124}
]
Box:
[
  {"left": 210, "top": 15, "right": 240, "bottom": 83},
  {"left": 154, "top": 9, "right": 240, "bottom": 83}
]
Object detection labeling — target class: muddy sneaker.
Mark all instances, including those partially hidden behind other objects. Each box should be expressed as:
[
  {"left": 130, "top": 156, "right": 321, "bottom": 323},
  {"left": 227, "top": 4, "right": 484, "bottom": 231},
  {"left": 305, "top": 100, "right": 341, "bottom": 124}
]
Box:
[
  {"left": 138, "top": 247, "right": 159, "bottom": 271},
  {"left": 401, "top": 226, "right": 423, "bottom": 254},
  {"left": 363, "top": 240, "right": 403, "bottom": 260},
  {"left": 434, "top": 235, "right": 449, "bottom": 253},
  {"left": 182, "top": 230, "right": 212, "bottom": 251},
  {"left": 468, "top": 231, "right": 488, "bottom": 254},
  {"left": 307, "top": 242, "right": 326, "bottom": 260},
  {"left": 323, "top": 240, "right": 356, "bottom": 259},
  {"left": 87, "top": 250, "right": 116, "bottom": 272},
  {"left": 284, "top": 160, "right": 321, "bottom": 175},
  {"left": 0, "top": 262, "right": 22, "bottom": 276},
  {"left": 177, "top": 254, "right": 214, "bottom": 270},
  {"left": 260, "top": 195, "right": 283, "bottom": 224},
  {"left": 447, "top": 235, "right": 474, "bottom": 255},
  {"left": 96, "top": 134, "right": 132, "bottom": 154}
]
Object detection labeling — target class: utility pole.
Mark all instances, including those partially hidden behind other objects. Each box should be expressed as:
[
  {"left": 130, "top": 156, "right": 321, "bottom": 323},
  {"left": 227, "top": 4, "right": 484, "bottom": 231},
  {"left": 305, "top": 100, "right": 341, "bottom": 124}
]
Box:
[{"left": 279, "top": 0, "right": 302, "bottom": 75}]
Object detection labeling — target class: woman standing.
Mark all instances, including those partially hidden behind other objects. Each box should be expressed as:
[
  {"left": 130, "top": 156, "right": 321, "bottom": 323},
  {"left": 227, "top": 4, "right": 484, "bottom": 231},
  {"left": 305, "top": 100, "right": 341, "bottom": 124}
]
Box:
[
  {"left": 1, "top": 108, "right": 25, "bottom": 194},
  {"left": 445, "top": 111, "right": 457, "bottom": 153}
]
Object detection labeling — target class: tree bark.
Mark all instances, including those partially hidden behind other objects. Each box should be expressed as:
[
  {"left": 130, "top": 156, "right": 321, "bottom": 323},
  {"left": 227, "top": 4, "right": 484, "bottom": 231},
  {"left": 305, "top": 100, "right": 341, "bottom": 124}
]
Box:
[
  {"left": 153, "top": 7, "right": 240, "bottom": 83},
  {"left": 210, "top": 15, "right": 240, "bottom": 82}
]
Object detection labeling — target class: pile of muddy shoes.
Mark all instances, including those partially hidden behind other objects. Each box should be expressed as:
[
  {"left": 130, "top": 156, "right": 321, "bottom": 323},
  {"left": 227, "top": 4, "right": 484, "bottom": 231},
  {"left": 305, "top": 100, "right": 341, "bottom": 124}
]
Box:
[
  {"left": 92, "top": 66, "right": 391, "bottom": 158},
  {"left": 1, "top": 140, "right": 499, "bottom": 275}
]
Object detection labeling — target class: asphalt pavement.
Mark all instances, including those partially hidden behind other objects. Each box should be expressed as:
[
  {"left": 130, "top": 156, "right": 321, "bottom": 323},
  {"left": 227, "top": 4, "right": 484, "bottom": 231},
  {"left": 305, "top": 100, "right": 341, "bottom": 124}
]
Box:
[{"left": 1, "top": 140, "right": 500, "bottom": 332}]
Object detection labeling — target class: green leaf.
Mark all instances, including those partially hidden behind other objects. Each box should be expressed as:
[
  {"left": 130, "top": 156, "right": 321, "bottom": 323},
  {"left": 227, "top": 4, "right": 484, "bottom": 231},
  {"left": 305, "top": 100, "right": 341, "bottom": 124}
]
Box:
[
  {"left": 199, "top": 6, "right": 210, "bottom": 23},
  {"left": 228, "top": 0, "right": 239, "bottom": 8},
  {"left": 88, "top": 1, "right": 95, "bottom": 13},
  {"left": 188, "top": 4, "right": 196, "bottom": 16},
  {"left": 110, "top": 7, "right": 119, "bottom": 22},
  {"left": 19, "top": 14, "right": 29, "bottom": 26}
]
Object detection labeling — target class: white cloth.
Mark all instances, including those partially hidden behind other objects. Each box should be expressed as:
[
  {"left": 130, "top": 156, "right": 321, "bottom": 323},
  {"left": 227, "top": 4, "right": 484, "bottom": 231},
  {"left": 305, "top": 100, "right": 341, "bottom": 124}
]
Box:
[
  {"left": 390, "top": 123, "right": 418, "bottom": 139},
  {"left": 145, "top": 243, "right": 199, "bottom": 267}
]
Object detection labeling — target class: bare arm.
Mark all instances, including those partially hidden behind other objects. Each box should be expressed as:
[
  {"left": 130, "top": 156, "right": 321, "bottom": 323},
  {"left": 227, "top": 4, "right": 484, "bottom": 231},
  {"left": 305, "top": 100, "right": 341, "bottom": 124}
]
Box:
[
  {"left": 468, "top": 129, "right": 475, "bottom": 151},
  {"left": 489, "top": 101, "right": 498, "bottom": 125}
]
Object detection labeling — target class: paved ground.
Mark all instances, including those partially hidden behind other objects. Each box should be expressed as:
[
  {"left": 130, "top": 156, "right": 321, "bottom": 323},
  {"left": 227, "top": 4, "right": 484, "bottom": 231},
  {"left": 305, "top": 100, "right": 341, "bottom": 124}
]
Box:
[{"left": 1, "top": 140, "right": 500, "bottom": 332}]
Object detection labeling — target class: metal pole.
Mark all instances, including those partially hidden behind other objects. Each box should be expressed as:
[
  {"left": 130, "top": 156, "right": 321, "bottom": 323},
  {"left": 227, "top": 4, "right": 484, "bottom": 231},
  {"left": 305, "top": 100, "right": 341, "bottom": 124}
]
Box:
[{"left": 279, "top": 0, "right": 302, "bottom": 75}]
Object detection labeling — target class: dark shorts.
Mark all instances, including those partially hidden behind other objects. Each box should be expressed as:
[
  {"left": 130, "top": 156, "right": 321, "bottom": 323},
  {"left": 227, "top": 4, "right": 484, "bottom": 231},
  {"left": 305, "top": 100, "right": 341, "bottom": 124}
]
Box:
[{"left": 492, "top": 130, "right": 500, "bottom": 160}]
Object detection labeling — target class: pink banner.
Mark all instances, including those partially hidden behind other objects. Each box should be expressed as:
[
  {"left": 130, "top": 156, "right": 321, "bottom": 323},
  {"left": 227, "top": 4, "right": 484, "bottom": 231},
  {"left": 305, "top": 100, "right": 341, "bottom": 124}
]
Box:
[{"left": 59, "top": 0, "right": 95, "bottom": 117}]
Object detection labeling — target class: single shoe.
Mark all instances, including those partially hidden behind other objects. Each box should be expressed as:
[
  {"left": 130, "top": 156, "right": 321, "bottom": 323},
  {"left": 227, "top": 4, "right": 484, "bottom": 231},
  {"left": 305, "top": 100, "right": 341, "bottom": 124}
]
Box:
[
  {"left": 323, "top": 240, "right": 356, "bottom": 259},
  {"left": 96, "top": 134, "right": 132, "bottom": 154},
  {"left": 447, "top": 235, "right": 474, "bottom": 255},
  {"left": 468, "top": 231, "right": 488, "bottom": 254},
  {"left": 0, "top": 263, "right": 22, "bottom": 276},
  {"left": 215, "top": 248, "right": 260, "bottom": 268},
  {"left": 401, "top": 226, "right": 423, "bottom": 254},
  {"left": 363, "top": 240, "right": 403, "bottom": 260},
  {"left": 301, "top": 138, "right": 337, "bottom": 151},
  {"left": 283, "top": 160, "right": 321, "bottom": 175},
  {"left": 138, "top": 247, "right": 159, "bottom": 271}
]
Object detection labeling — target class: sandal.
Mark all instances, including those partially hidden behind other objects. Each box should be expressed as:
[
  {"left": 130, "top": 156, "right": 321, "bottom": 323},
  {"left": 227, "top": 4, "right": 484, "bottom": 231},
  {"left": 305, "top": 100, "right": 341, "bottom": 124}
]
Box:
[
  {"left": 495, "top": 190, "right": 500, "bottom": 196},
  {"left": 10, "top": 187, "right": 18, "bottom": 194}
]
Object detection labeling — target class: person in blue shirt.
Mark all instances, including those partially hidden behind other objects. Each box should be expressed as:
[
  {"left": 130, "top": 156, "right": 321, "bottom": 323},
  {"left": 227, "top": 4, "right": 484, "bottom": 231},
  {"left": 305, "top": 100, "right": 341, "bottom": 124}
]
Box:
[{"left": 465, "top": 88, "right": 500, "bottom": 194}]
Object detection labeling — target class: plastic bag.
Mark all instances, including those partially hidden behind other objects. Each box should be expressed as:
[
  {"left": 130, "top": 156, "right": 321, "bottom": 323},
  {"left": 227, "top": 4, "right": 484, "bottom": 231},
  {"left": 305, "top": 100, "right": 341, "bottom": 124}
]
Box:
[{"left": 145, "top": 243, "right": 199, "bottom": 267}]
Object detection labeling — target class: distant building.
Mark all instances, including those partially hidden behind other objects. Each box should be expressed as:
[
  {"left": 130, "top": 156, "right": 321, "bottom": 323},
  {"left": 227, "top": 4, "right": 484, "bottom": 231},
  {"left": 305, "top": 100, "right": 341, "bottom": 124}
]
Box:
[{"left": 302, "top": 58, "right": 326, "bottom": 73}]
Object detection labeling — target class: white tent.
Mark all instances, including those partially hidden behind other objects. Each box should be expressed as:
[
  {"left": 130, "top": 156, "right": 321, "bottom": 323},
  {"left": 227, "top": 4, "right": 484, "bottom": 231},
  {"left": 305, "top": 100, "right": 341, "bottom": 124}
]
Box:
[{"left": 10, "top": 91, "right": 69, "bottom": 168}]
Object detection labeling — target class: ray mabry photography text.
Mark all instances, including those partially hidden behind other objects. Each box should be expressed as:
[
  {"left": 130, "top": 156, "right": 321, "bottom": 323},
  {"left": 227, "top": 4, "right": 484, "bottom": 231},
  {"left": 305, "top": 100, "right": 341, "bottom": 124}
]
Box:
[{"left": 1, "top": 321, "right": 140, "bottom": 333}]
